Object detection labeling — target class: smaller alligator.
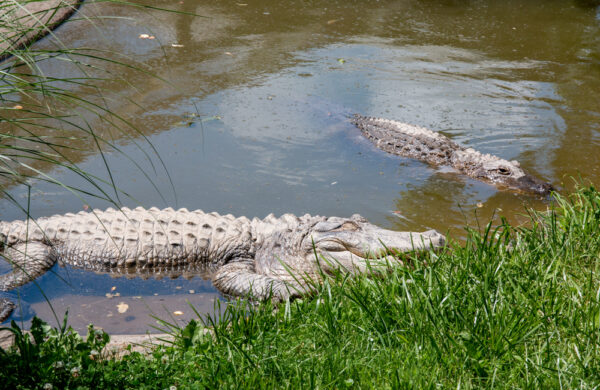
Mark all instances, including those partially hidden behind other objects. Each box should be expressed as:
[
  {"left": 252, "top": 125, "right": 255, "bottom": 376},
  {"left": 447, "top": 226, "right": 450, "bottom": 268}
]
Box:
[
  {"left": 0, "top": 207, "right": 445, "bottom": 322},
  {"left": 351, "top": 115, "right": 553, "bottom": 195}
]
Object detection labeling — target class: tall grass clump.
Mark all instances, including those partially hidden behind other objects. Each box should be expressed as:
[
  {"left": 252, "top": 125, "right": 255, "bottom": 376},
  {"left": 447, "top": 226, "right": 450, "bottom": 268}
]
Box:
[
  {"left": 0, "top": 0, "right": 174, "bottom": 210},
  {"left": 0, "top": 1, "right": 180, "bottom": 326},
  {"left": 2, "top": 185, "right": 599, "bottom": 388},
  {"left": 0, "top": 0, "right": 183, "bottom": 350}
]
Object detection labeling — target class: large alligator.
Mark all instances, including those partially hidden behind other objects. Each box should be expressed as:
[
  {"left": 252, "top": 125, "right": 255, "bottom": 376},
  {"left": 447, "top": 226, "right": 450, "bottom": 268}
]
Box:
[
  {"left": 351, "top": 115, "right": 553, "bottom": 195},
  {"left": 0, "top": 207, "right": 445, "bottom": 322}
]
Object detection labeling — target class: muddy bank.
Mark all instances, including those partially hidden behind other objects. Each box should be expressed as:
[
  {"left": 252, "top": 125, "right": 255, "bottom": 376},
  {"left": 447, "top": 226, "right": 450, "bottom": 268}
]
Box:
[{"left": 0, "top": 0, "right": 82, "bottom": 61}]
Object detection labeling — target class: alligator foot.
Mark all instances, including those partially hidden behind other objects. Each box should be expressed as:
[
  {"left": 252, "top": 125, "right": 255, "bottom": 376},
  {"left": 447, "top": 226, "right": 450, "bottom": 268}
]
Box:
[
  {"left": 0, "top": 293, "right": 34, "bottom": 323},
  {"left": 212, "top": 259, "right": 305, "bottom": 302},
  {"left": 0, "top": 242, "right": 56, "bottom": 323},
  {"left": 0, "top": 298, "right": 15, "bottom": 323},
  {"left": 0, "top": 242, "right": 56, "bottom": 291}
]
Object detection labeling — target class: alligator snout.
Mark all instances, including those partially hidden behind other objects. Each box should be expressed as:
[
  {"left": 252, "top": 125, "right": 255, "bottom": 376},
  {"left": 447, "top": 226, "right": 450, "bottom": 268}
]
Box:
[{"left": 515, "top": 175, "right": 554, "bottom": 196}]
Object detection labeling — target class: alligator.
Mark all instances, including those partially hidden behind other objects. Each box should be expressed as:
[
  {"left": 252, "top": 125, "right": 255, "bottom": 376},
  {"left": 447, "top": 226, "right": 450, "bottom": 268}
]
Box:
[
  {"left": 0, "top": 207, "right": 445, "bottom": 322},
  {"left": 351, "top": 114, "right": 553, "bottom": 195}
]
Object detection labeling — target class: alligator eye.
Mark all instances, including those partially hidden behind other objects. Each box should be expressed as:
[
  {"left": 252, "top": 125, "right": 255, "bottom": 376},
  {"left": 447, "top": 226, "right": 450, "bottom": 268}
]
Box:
[
  {"left": 497, "top": 167, "right": 511, "bottom": 175},
  {"left": 333, "top": 222, "right": 359, "bottom": 232},
  {"left": 342, "top": 222, "right": 359, "bottom": 231}
]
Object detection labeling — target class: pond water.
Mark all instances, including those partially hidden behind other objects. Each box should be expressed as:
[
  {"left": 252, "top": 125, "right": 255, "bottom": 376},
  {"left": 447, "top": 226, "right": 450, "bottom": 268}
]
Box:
[{"left": 1, "top": 0, "right": 599, "bottom": 333}]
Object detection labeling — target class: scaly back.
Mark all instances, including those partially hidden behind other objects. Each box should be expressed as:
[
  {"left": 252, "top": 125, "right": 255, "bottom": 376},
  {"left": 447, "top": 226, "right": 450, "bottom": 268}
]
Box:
[{"left": 351, "top": 114, "right": 459, "bottom": 166}]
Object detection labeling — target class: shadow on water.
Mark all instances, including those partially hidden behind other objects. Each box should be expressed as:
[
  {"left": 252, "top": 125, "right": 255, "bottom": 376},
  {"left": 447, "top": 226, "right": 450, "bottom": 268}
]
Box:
[{"left": 1, "top": 0, "right": 599, "bottom": 332}]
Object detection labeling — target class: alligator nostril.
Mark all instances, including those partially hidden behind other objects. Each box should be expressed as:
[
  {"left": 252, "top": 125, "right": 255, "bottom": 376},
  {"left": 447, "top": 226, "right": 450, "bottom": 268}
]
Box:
[
  {"left": 531, "top": 182, "right": 554, "bottom": 195},
  {"left": 542, "top": 183, "right": 554, "bottom": 194}
]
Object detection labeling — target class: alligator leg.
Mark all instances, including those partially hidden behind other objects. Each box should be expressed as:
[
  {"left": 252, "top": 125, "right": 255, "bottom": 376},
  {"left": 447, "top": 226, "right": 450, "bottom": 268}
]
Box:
[
  {"left": 0, "top": 242, "right": 55, "bottom": 322},
  {"left": 0, "top": 297, "right": 15, "bottom": 323},
  {"left": 212, "top": 259, "right": 303, "bottom": 302}
]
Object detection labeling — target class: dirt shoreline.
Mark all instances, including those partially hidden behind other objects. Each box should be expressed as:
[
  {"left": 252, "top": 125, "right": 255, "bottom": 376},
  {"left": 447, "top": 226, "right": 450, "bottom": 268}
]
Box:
[
  {"left": 0, "top": 0, "right": 83, "bottom": 61},
  {"left": 0, "top": 329, "right": 175, "bottom": 358}
]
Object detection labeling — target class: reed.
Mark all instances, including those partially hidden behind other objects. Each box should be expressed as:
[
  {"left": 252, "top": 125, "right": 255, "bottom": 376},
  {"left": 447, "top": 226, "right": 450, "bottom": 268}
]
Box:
[{"left": 1, "top": 0, "right": 174, "bottom": 211}]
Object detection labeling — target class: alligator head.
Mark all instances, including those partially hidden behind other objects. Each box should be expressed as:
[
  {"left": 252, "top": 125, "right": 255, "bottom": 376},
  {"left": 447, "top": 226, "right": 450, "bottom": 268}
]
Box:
[
  {"left": 254, "top": 214, "right": 445, "bottom": 284},
  {"left": 305, "top": 214, "right": 444, "bottom": 267},
  {"left": 453, "top": 149, "right": 554, "bottom": 196}
]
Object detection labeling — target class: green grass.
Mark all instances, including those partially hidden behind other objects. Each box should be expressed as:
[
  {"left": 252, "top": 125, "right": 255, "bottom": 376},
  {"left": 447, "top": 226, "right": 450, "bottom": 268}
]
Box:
[{"left": 1, "top": 185, "right": 600, "bottom": 389}]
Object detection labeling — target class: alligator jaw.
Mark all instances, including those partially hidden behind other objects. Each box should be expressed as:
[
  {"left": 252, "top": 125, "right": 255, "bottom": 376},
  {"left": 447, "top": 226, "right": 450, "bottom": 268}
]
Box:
[
  {"left": 514, "top": 175, "right": 554, "bottom": 196},
  {"left": 474, "top": 170, "right": 554, "bottom": 196}
]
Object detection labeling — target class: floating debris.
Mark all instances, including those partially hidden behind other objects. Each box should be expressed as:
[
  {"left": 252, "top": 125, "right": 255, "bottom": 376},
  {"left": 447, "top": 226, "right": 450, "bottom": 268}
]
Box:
[
  {"left": 117, "top": 302, "right": 129, "bottom": 314},
  {"left": 174, "top": 113, "right": 221, "bottom": 128}
]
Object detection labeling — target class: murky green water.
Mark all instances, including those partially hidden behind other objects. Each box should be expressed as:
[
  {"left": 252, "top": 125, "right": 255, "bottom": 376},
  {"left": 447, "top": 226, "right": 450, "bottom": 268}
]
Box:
[{"left": 1, "top": 0, "right": 599, "bottom": 332}]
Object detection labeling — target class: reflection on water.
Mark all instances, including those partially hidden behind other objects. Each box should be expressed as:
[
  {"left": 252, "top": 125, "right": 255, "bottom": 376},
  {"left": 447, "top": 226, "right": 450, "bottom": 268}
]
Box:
[
  {"left": 5, "top": 264, "right": 223, "bottom": 334},
  {"left": 1, "top": 0, "right": 599, "bottom": 332}
]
